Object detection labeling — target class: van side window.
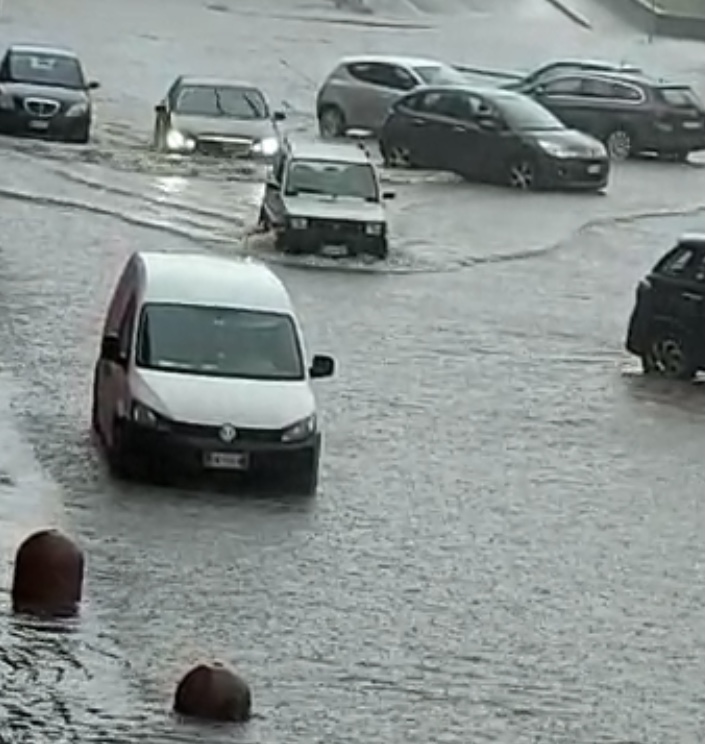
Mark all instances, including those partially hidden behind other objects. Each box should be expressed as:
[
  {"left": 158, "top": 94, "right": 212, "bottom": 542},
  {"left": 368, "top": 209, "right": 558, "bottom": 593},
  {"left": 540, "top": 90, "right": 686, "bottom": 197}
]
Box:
[{"left": 117, "top": 296, "right": 137, "bottom": 357}]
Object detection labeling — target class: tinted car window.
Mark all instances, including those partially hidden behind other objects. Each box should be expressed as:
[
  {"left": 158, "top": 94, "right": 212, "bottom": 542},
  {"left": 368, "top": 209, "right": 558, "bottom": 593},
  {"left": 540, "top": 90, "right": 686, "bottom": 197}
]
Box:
[
  {"left": 348, "top": 62, "right": 413, "bottom": 90},
  {"left": 413, "top": 64, "right": 466, "bottom": 86},
  {"left": 655, "top": 246, "right": 696, "bottom": 277},
  {"left": 419, "top": 91, "right": 475, "bottom": 119},
  {"left": 693, "top": 252, "right": 705, "bottom": 283},
  {"left": 496, "top": 96, "right": 564, "bottom": 131},
  {"left": 175, "top": 86, "right": 268, "bottom": 118},
  {"left": 581, "top": 78, "right": 642, "bottom": 101},
  {"left": 6, "top": 51, "right": 85, "bottom": 89},
  {"left": 542, "top": 77, "right": 583, "bottom": 95}
]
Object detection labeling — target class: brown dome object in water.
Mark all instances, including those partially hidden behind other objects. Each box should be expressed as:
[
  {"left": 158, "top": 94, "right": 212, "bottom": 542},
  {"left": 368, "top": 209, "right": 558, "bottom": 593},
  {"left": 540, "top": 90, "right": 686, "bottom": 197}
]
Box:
[
  {"left": 11, "top": 529, "right": 85, "bottom": 617},
  {"left": 174, "top": 663, "right": 252, "bottom": 722}
]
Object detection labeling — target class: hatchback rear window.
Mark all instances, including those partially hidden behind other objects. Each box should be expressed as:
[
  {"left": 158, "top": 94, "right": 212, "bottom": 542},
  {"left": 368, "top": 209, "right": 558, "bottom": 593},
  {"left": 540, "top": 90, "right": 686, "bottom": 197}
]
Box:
[{"left": 657, "top": 87, "right": 703, "bottom": 109}]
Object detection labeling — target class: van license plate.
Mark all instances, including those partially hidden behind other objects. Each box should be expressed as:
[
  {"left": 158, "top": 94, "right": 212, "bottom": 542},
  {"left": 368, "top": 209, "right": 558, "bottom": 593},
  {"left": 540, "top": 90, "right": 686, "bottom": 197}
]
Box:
[
  {"left": 203, "top": 452, "right": 249, "bottom": 470},
  {"left": 28, "top": 120, "right": 50, "bottom": 131},
  {"left": 587, "top": 164, "right": 602, "bottom": 174},
  {"left": 321, "top": 244, "right": 348, "bottom": 257}
]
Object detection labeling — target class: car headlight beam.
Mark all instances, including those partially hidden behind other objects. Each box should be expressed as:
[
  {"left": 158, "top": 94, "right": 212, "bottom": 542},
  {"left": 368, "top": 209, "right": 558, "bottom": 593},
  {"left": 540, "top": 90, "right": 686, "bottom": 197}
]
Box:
[
  {"left": 252, "top": 136, "right": 279, "bottom": 156},
  {"left": 165, "top": 128, "right": 196, "bottom": 152}
]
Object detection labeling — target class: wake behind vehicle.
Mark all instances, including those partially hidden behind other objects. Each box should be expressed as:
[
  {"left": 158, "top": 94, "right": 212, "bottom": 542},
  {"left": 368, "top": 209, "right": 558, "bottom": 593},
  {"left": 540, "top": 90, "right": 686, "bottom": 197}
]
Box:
[
  {"left": 316, "top": 54, "right": 467, "bottom": 138},
  {"left": 153, "top": 75, "right": 286, "bottom": 159},
  {"left": 379, "top": 84, "right": 609, "bottom": 192},
  {"left": 92, "top": 251, "right": 335, "bottom": 494},
  {"left": 517, "top": 70, "right": 705, "bottom": 161},
  {"left": 625, "top": 234, "right": 705, "bottom": 380},
  {"left": 0, "top": 44, "right": 99, "bottom": 143},
  {"left": 258, "top": 140, "right": 394, "bottom": 259}
]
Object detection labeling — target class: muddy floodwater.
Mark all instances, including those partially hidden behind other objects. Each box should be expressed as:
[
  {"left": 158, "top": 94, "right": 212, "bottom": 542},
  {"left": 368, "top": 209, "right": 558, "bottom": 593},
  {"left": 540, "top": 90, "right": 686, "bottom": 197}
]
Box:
[{"left": 1, "top": 0, "right": 704, "bottom": 742}]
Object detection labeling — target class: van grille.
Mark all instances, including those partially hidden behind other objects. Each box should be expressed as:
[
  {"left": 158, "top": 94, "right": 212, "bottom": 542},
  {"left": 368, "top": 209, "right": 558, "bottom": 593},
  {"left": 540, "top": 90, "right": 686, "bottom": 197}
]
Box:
[{"left": 170, "top": 420, "right": 283, "bottom": 442}]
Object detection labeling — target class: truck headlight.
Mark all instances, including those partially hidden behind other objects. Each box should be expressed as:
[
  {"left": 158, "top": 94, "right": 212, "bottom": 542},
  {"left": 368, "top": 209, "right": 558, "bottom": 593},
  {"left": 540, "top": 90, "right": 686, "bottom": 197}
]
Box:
[
  {"left": 281, "top": 414, "right": 317, "bottom": 443},
  {"left": 290, "top": 217, "right": 308, "bottom": 230},
  {"left": 66, "top": 102, "right": 89, "bottom": 117},
  {"left": 251, "top": 137, "right": 279, "bottom": 156},
  {"left": 365, "top": 222, "right": 384, "bottom": 236},
  {"left": 166, "top": 129, "right": 196, "bottom": 152}
]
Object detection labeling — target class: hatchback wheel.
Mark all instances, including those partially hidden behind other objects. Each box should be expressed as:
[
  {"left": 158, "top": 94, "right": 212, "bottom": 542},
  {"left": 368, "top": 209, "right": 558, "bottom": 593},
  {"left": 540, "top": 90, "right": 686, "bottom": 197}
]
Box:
[
  {"left": 606, "top": 129, "right": 632, "bottom": 160},
  {"left": 318, "top": 106, "right": 346, "bottom": 139},
  {"left": 384, "top": 144, "right": 411, "bottom": 169},
  {"left": 508, "top": 160, "right": 536, "bottom": 190},
  {"left": 647, "top": 332, "right": 697, "bottom": 380}
]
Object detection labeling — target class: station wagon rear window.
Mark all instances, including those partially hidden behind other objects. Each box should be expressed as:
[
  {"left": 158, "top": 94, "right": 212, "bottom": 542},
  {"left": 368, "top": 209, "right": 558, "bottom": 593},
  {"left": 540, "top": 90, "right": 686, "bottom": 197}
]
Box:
[
  {"left": 7, "top": 52, "right": 85, "bottom": 89},
  {"left": 657, "top": 87, "right": 703, "bottom": 109}
]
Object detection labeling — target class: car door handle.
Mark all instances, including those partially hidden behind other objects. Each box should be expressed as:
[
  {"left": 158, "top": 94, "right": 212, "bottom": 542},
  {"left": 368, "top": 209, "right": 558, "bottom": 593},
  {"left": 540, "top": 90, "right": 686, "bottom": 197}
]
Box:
[
  {"left": 681, "top": 292, "right": 702, "bottom": 301},
  {"left": 452, "top": 125, "right": 468, "bottom": 133},
  {"left": 411, "top": 118, "right": 425, "bottom": 126}
]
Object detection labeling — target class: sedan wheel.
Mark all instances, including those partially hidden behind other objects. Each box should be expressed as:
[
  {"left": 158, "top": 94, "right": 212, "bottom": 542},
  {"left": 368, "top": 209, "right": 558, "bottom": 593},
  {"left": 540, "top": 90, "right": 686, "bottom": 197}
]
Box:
[
  {"left": 508, "top": 160, "right": 535, "bottom": 190},
  {"left": 649, "top": 334, "right": 696, "bottom": 380},
  {"left": 385, "top": 145, "right": 411, "bottom": 169},
  {"left": 606, "top": 129, "right": 632, "bottom": 160}
]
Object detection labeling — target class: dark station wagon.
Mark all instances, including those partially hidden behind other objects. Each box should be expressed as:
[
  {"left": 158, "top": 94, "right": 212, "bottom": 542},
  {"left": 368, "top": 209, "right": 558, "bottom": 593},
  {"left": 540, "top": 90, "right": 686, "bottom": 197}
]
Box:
[
  {"left": 516, "top": 70, "right": 705, "bottom": 161},
  {"left": 626, "top": 234, "right": 705, "bottom": 380}
]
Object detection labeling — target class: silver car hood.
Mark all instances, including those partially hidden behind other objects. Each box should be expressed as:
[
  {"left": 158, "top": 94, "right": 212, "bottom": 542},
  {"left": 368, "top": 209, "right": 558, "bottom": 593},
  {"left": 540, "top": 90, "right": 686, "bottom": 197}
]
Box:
[
  {"left": 283, "top": 194, "right": 386, "bottom": 222},
  {"left": 171, "top": 113, "right": 276, "bottom": 140}
]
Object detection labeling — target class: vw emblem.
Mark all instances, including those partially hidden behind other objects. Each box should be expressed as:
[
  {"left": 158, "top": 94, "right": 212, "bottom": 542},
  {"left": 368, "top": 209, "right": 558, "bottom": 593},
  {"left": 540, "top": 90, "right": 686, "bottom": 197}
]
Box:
[{"left": 219, "top": 424, "right": 238, "bottom": 443}]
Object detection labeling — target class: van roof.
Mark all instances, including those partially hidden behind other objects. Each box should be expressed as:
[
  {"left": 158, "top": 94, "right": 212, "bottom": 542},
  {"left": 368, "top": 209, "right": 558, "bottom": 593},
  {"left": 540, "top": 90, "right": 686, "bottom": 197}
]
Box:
[{"left": 136, "top": 252, "right": 294, "bottom": 314}]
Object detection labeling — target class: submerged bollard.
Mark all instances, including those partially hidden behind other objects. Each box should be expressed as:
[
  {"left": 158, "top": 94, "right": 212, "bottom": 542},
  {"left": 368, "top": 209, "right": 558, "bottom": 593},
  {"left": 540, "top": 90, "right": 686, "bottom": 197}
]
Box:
[
  {"left": 11, "top": 529, "right": 85, "bottom": 617},
  {"left": 174, "top": 662, "right": 252, "bottom": 722}
]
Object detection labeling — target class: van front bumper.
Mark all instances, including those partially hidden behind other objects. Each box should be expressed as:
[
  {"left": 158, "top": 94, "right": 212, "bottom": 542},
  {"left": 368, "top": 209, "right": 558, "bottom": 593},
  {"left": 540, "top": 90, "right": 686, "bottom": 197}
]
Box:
[{"left": 120, "top": 420, "right": 320, "bottom": 481}]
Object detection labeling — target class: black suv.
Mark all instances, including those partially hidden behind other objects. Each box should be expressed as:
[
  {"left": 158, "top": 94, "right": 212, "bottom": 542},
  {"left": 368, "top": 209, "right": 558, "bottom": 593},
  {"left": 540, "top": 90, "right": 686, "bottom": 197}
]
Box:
[
  {"left": 514, "top": 70, "right": 705, "bottom": 161},
  {"left": 625, "top": 234, "right": 705, "bottom": 380}
]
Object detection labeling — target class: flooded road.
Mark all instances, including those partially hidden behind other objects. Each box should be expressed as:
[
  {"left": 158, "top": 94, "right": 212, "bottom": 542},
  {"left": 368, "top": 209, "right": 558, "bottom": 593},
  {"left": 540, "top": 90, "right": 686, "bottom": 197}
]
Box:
[{"left": 1, "top": 0, "right": 704, "bottom": 741}]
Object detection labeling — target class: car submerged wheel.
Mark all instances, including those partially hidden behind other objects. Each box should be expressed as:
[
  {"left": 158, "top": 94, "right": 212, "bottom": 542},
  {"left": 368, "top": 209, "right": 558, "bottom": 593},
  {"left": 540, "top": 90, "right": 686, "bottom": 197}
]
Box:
[
  {"left": 384, "top": 144, "right": 411, "bottom": 169},
  {"left": 318, "top": 106, "right": 346, "bottom": 139},
  {"left": 508, "top": 160, "right": 536, "bottom": 190},
  {"left": 645, "top": 331, "right": 697, "bottom": 380},
  {"left": 606, "top": 129, "right": 632, "bottom": 161}
]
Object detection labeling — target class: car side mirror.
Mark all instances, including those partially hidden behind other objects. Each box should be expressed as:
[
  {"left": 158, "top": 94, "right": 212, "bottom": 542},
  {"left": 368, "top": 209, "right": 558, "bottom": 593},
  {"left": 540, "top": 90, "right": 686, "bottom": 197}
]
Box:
[
  {"left": 533, "top": 84, "right": 546, "bottom": 96},
  {"left": 100, "top": 333, "right": 125, "bottom": 365},
  {"left": 155, "top": 101, "right": 167, "bottom": 113},
  {"left": 273, "top": 110, "right": 286, "bottom": 121},
  {"left": 87, "top": 80, "right": 100, "bottom": 90},
  {"left": 310, "top": 354, "right": 335, "bottom": 379},
  {"left": 382, "top": 191, "right": 395, "bottom": 200}
]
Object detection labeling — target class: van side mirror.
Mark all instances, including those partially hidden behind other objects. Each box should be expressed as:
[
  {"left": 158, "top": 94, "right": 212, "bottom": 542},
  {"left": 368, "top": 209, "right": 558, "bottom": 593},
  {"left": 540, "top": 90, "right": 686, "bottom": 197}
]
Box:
[
  {"left": 382, "top": 191, "right": 395, "bottom": 200},
  {"left": 155, "top": 101, "right": 167, "bottom": 113},
  {"left": 273, "top": 110, "right": 286, "bottom": 121},
  {"left": 87, "top": 80, "right": 100, "bottom": 90},
  {"left": 310, "top": 354, "right": 335, "bottom": 379},
  {"left": 101, "top": 333, "right": 125, "bottom": 365}
]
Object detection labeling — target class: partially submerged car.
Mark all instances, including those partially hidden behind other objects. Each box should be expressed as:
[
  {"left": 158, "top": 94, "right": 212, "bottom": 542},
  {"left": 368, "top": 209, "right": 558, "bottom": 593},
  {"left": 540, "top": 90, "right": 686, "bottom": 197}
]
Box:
[
  {"left": 316, "top": 54, "right": 467, "bottom": 138},
  {"left": 626, "top": 234, "right": 705, "bottom": 380},
  {"left": 380, "top": 85, "right": 609, "bottom": 192},
  {"left": 258, "top": 140, "right": 395, "bottom": 259},
  {"left": 0, "top": 43, "right": 99, "bottom": 143},
  {"left": 153, "top": 75, "right": 286, "bottom": 159}
]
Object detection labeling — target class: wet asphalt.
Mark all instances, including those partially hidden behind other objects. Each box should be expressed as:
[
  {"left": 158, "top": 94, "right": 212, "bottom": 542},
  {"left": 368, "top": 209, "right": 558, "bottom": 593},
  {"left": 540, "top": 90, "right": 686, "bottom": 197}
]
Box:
[{"left": 1, "top": 0, "right": 704, "bottom": 742}]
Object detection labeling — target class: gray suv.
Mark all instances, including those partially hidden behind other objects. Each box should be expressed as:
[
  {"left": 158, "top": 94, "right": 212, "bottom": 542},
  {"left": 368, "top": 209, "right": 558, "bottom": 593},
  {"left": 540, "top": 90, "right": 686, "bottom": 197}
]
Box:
[{"left": 316, "top": 54, "right": 467, "bottom": 138}]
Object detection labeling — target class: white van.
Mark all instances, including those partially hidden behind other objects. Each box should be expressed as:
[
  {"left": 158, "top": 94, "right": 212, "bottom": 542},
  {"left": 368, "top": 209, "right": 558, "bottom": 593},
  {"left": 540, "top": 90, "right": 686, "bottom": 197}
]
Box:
[{"left": 91, "top": 251, "right": 335, "bottom": 493}]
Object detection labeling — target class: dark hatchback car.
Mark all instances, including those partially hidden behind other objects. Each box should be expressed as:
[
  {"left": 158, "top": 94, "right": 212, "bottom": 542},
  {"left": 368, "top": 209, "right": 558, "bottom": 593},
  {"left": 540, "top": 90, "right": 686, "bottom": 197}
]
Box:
[
  {"left": 626, "top": 234, "right": 705, "bottom": 380},
  {"left": 379, "top": 85, "right": 609, "bottom": 191},
  {"left": 514, "top": 70, "right": 705, "bottom": 161},
  {"left": 0, "top": 44, "right": 99, "bottom": 143}
]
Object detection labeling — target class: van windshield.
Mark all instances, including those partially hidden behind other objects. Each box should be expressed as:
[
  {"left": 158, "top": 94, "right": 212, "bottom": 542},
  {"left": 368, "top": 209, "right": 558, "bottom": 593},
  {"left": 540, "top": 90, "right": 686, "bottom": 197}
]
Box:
[{"left": 135, "top": 303, "right": 305, "bottom": 381}]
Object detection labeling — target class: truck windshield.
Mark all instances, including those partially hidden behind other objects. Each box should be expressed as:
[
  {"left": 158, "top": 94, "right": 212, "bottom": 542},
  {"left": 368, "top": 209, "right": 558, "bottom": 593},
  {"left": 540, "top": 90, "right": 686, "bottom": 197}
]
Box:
[{"left": 135, "top": 303, "right": 304, "bottom": 381}]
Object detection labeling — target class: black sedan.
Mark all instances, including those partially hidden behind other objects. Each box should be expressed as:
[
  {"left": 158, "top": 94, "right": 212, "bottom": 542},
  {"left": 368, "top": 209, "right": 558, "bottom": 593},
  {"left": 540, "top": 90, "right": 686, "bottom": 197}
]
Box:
[
  {"left": 0, "top": 44, "right": 99, "bottom": 143},
  {"left": 379, "top": 85, "right": 610, "bottom": 191}
]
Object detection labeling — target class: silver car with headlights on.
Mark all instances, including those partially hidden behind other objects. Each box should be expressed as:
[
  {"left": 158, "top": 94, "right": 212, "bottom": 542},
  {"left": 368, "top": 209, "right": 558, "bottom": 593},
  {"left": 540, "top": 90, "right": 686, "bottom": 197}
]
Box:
[{"left": 153, "top": 75, "right": 286, "bottom": 159}]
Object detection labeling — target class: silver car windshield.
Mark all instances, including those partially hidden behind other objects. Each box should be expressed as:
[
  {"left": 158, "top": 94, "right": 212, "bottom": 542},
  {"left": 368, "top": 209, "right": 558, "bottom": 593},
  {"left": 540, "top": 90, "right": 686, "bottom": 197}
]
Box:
[
  {"left": 7, "top": 52, "right": 85, "bottom": 89},
  {"left": 285, "top": 159, "right": 379, "bottom": 200},
  {"left": 496, "top": 97, "right": 565, "bottom": 132},
  {"left": 135, "top": 303, "right": 304, "bottom": 381},
  {"left": 174, "top": 85, "right": 268, "bottom": 119},
  {"left": 413, "top": 64, "right": 466, "bottom": 85}
]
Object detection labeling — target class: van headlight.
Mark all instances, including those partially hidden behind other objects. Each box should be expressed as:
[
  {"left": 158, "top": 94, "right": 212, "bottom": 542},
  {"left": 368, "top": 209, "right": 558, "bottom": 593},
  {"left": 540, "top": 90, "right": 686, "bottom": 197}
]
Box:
[
  {"left": 166, "top": 129, "right": 196, "bottom": 152},
  {"left": 131, "top": 401, "right": 167, "bottom": 429},
  {"left": 281, "top": 414, "right": 317, "bottom": 443},
  {"left": 365, "top": 222, "right": 384, "bottom": 236},
  {"left": 251, "top": 137, "right": 279, "bottom": 156},
  {"left": 289, "top": 217, "right": 308, "bottom": 230},
  {"left": 66, "top": 102, "right": 89, "bottom": 117}
]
